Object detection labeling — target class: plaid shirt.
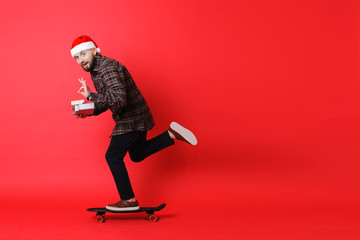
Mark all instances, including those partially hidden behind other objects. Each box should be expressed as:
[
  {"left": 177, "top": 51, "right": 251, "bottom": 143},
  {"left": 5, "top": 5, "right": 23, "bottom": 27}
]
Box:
[{"left": 89, "top": 53, "right": 155, "bottom": 137}]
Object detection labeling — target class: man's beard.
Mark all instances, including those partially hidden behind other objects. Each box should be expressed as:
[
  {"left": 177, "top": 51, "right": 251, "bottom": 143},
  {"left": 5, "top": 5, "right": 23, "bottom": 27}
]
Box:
[{"left": 82, "top": 58, "right": 95, "bottom": 72}]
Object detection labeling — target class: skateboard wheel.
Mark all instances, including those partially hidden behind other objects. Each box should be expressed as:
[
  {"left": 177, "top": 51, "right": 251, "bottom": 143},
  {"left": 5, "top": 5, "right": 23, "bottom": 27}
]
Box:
[
  {"left": 96, "top": 215, "right": 105, "bottom": 223},
  {"left": 149, "top": 215, "right": 159, "bottom": 222}
]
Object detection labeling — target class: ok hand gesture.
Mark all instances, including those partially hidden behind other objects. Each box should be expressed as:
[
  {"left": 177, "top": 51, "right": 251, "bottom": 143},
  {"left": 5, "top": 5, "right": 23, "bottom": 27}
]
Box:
[{"left": 77, "top": 78, "right": 91, "bottom": 98}]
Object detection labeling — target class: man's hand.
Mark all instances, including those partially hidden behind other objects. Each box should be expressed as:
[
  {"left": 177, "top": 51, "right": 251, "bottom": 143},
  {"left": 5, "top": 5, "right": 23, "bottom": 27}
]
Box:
[
  {"left": 77, "top": 77, "right": 91, "bottom": 98},
  {"left": 75, "top": 113, "right": 88, "bottom": 118}
]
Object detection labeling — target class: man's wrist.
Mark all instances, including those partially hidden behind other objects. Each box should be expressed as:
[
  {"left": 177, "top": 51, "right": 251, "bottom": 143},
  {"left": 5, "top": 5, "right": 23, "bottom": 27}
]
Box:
[{"left": 87, "top": 92, "right": 94, "bottom": 101}]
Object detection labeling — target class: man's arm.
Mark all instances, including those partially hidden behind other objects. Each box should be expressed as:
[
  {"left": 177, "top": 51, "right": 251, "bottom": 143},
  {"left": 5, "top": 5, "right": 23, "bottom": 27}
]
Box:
[
  {"left": 89, "top": 65, "right": 127, "bottom": 109},
  {"left": 76, "top": 78, "right": 109, "bottom": 117},
  {"left": 92, "top": 102, "right": 108, "bottom": 116}
]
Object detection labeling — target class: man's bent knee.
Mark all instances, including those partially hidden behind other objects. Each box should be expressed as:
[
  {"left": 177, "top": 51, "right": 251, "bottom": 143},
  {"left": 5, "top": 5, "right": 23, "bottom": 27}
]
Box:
[{"left": 129, "top": 153, "right": 143, "bottom": 163}]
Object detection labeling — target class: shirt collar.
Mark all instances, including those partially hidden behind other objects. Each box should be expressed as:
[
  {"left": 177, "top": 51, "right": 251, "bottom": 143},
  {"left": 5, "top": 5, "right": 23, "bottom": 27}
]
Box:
[{"left": 91, "top": 53, "right": 103, "bottom": 73}]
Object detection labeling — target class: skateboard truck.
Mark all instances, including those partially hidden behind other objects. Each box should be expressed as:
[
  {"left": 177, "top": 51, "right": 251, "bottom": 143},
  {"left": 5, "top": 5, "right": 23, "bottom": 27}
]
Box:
[{"left": 145, "top": 210, "right": 160, "bottom": 222}]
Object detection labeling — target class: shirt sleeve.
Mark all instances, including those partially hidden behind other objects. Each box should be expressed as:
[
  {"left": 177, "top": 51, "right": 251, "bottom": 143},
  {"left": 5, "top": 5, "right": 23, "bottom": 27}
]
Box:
[
  {"left": 92, "top": 102, "right": 108, "bottom": 116},
  {"left": 89, "top": 65, "right": 127, "bottom": 108}
]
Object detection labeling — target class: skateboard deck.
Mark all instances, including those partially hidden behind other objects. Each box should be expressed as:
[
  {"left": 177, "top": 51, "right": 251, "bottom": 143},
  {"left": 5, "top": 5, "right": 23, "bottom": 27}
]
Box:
[{"left": 87, "top": 203, "right": 166, "bottom": 223}]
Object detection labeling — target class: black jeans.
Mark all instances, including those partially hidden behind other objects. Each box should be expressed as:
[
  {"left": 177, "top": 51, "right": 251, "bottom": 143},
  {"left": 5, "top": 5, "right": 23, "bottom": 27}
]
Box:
[{"left": 105, "top": 130, "right": 174, "bottom": 200}]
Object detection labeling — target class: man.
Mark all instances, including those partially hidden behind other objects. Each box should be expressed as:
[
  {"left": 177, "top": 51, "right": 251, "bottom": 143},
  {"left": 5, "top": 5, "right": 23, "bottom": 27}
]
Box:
[{"left": 71, "top": 35, "right": 197, "bottom": 211}]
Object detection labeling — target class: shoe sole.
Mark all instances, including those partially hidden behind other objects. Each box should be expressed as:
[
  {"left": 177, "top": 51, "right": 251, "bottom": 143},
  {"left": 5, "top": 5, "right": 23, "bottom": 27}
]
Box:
[
  {"left": 106, "top": 206, "right": 140, "bottom": 211},
  {"left": 170, "top": 122, "right": 198, "bottom": 145}
]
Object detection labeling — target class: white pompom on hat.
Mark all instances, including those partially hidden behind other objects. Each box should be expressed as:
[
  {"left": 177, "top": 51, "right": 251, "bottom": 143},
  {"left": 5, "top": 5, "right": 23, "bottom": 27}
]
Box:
[{"left": 70, "top": 35, "right": 101, "bottom": 57}]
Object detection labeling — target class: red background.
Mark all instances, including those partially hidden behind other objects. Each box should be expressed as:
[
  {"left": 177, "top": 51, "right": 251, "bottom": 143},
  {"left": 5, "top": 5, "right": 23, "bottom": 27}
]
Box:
[{"left": 1, "top": 0, "right": 360, "bottom": 239}]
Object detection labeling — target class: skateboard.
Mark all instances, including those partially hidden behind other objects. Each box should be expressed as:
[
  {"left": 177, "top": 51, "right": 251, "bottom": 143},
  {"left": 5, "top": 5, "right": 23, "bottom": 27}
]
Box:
[{"left": 87, "top": 203, "right": 166, "bottom": 223}]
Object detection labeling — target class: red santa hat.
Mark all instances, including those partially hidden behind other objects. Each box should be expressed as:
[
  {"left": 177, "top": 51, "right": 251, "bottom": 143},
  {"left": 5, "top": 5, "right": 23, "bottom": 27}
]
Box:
[{"left": 70, "top": 35, "right": 101, "bottom": 57}]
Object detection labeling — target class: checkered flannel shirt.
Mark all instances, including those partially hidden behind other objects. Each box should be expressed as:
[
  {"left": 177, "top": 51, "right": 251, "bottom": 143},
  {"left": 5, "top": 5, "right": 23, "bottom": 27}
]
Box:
[{"left": 89, "top": 53, "right": 155, "bottom": 137}]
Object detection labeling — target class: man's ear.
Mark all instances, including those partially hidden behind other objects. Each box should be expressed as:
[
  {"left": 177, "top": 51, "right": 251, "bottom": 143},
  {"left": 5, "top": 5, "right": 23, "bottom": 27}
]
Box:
[{"left": 92, "top": 47, "right": 97, "bottom": 55}]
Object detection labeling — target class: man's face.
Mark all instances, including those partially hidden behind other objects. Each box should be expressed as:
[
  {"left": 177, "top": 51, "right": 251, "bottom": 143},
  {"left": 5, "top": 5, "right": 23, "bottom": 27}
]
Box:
[{"left": 73, "top": 48, "right": 97, "bottom": 72}]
